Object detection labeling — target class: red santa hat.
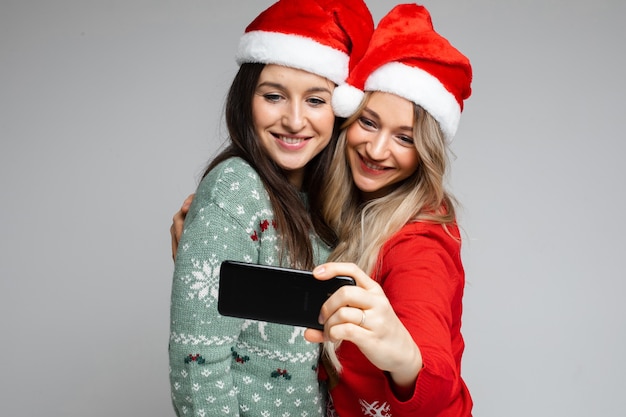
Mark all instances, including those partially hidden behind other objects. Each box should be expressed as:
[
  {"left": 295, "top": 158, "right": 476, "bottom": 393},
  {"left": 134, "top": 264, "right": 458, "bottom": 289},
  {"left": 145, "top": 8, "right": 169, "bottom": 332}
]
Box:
[
  {"left": 332, "top": 4, "right": 473, "bottom": 141},
  {"left": 236, "top": 0, "right": 374, "bottom": 85}
]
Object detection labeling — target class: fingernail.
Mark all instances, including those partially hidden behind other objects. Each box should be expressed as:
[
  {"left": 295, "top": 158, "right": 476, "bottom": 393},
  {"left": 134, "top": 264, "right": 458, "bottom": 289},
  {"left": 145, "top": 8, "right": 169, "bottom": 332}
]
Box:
[{"left": 313, "top": 266, "right": 325, "bottom": 275}]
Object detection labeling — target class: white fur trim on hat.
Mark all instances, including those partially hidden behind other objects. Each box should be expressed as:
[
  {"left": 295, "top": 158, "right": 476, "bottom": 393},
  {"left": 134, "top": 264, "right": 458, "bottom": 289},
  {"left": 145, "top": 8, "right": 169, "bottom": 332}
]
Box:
[
  {"left": 331, "top": 83, "right": 365, "bottom": 117},
  {"left": 366, "top": 62, "right": 461, "bottom": 140},
  {"left": 236, "top": 31, "right": 349, "bottom": 85}
]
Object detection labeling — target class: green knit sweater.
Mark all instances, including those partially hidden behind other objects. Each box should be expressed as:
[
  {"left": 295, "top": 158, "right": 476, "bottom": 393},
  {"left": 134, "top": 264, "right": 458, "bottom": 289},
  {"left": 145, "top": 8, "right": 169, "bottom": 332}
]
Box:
[{"left": 169, "top": 157, "right": 331, "bottom": 417}]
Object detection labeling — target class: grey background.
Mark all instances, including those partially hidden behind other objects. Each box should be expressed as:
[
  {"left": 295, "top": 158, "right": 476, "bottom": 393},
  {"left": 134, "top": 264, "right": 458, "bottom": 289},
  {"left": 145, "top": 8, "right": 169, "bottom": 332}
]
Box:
[{"left": 1, "top": 0, "right": 625, "bottom": 416}]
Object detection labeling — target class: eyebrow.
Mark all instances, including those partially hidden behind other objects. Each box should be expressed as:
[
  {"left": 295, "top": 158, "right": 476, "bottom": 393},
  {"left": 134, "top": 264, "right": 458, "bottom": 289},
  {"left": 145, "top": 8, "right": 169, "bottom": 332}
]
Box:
[{"left": 256, "top": 81, "right": 332, "bottom": 95}]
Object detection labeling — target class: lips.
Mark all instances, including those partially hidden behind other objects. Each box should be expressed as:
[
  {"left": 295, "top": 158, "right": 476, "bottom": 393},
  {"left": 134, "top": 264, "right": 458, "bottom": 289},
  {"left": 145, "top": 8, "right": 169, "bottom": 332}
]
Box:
[
  {"left": 272, "top": 133, "right": 311, "bottom": 150},
  {"left": 358, "top": 153, "right": 389, "bottom": 173},
  {"left": 276, "top": 135, "right": 308, "bottom": 145}
]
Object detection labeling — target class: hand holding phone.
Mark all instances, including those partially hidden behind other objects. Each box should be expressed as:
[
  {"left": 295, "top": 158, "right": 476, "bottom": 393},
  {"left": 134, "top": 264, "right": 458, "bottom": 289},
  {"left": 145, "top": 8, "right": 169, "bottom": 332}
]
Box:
[{"left": 218, "top": 260, "right": 355, "bottom": 329}]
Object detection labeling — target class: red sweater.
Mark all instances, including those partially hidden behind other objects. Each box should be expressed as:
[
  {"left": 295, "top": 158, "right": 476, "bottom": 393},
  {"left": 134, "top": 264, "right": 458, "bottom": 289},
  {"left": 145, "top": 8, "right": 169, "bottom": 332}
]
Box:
[{"left": 325, "top": 221, "right": 473, "bottom": 417}]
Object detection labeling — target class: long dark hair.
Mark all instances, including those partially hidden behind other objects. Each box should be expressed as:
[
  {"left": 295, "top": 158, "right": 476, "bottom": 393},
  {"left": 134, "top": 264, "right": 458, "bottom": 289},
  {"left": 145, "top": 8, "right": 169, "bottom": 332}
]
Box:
[{"left": 203, "top": 63, "right": 340, "bottom": 269}]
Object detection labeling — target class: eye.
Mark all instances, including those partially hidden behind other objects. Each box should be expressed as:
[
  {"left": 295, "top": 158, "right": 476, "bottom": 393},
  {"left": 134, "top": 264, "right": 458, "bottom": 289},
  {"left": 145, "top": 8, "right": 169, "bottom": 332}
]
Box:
[
  {"left": 358, "top": 116, "right": 377, "bottom": 130},
  {"left": 263, "top": 93, "right": 283, "bottom": 102},
  {"left": 306, "top": 97, "right": 327, "bottom": 106},
  {"left": 397, "top": 135, "right": 415, "bottom": 146}
]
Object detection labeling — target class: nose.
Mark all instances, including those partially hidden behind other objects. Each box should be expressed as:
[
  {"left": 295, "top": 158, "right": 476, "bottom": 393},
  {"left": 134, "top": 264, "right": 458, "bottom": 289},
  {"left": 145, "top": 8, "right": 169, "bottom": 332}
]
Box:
[
  {"left": 365, "top": 132, "right": 391, "bottom": 161},
  {"left": 282, "top": 101, "right": 306, "bottom": 132}
]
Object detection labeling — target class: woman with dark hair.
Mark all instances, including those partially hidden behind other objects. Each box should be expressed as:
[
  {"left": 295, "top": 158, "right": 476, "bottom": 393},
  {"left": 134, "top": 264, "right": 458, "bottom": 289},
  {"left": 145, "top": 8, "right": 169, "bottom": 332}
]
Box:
[{"left": 168, "top": 1, "right": 373, "bottom": 416}]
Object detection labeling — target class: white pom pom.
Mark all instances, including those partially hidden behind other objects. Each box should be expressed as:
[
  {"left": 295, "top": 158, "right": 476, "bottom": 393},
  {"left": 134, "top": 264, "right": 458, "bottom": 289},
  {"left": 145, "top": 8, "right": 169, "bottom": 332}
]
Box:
[{"left": 332, "top": 84, "right": 364, "bottom": 117}]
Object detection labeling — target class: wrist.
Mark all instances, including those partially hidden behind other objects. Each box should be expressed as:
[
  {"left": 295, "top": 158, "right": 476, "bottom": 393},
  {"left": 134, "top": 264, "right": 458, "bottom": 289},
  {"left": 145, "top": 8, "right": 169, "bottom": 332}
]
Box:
[{"left": 388, "top": 345, "right": 422, "bottom": 401}]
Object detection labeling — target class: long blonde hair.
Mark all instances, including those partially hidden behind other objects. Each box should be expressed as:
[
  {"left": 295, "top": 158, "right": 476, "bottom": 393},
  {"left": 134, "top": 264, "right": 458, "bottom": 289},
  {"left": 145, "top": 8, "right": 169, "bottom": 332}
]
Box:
[{"left": 321, "top": 92, "right": 458, "bottom": 370}]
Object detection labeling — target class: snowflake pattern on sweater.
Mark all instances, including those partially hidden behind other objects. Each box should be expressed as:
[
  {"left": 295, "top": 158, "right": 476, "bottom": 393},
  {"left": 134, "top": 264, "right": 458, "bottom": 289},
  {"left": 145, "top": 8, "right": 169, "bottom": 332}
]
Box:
[{"left": 169, "top": 158, "right": 331, "bottom": 417}]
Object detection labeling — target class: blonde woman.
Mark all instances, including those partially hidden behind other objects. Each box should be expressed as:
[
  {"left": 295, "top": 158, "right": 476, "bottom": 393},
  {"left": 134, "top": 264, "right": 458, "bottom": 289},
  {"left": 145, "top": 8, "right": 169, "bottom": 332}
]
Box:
[{"left": 305, "top": 4, "right": 474, "bottom": 416}]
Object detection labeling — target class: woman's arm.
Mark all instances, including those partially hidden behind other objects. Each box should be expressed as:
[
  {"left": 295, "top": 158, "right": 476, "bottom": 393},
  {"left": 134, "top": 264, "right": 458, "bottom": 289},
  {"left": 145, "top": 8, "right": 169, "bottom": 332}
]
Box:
[
  {"left": 309, "top": 262, "right": 423, "bottom": 399},
  {"left": 170, "top": 202, "right": 255, "bottom": 416},
  {"left": 376, "top": 224, "right": 466, "bottom": 414},
  {"left": 307, "top": 223, "right": 466, "bottom": 414},
  {"left": 169, "top": 162, "right": 262, "bottom": 416}
]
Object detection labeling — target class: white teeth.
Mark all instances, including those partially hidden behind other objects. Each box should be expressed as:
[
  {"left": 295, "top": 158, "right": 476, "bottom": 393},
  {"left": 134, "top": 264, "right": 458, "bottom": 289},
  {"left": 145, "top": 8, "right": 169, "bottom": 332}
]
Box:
[
  {"left": 279, "top": 136, "right": 305, "bottom": 144},
  {"left": 363, "top": 159, "right": 385, "bottom": 171}
]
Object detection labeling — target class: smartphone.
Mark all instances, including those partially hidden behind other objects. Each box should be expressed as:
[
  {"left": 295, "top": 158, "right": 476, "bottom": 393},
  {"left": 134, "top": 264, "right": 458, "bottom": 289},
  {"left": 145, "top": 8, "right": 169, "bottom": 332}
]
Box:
[{"left": 218, "top": 260, "right": 355, "bottom": 329}]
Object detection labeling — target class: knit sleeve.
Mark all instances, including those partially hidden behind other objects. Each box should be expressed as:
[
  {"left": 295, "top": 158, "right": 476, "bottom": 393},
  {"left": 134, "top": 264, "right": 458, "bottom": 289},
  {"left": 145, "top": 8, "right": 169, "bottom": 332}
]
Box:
[
  {"left": 168, "top": 159, "right": 267, "bottom": 416},
  {"left": 378, "top": 222, "right": 470, "bottom": 416}
]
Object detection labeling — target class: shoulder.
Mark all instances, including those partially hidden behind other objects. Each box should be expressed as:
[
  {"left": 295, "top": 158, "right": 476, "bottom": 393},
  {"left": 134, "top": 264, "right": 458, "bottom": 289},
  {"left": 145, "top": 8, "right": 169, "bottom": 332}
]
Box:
[
  {"left": 194, "top": 157, "right": 270, "bottom": 210},
  {"left": 373, "top": 222, "right": 465, "bottom": 301},
  {"left": 383, "top": 221, "right": 461, "bottom": 254},
  {"left": 377, "top": 221, "right": 463, "bottom": 279},
  {"left": 199, "top": 157, "right": 265, "bottom": 194},
  {"left": 182, "top": 157, "right": 273, "bottom": 232}
]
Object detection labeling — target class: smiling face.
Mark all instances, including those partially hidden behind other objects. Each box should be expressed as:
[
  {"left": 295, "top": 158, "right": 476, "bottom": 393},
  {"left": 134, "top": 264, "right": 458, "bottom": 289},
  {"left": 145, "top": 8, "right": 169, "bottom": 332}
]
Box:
[
  {"left": 345, "top": 91, "right": 420, "bottom": 200},
  {"left": 252, "top": 64, "right": 336, "bottom": 188}
]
